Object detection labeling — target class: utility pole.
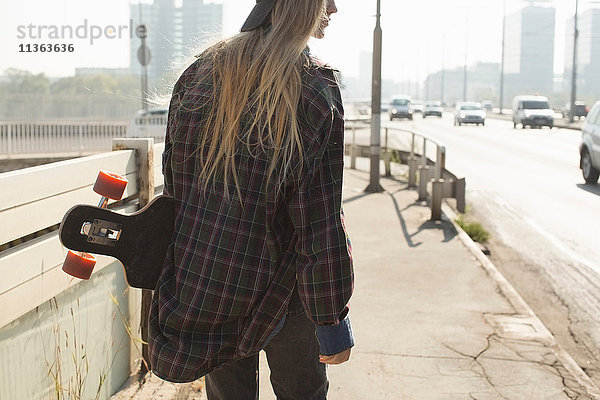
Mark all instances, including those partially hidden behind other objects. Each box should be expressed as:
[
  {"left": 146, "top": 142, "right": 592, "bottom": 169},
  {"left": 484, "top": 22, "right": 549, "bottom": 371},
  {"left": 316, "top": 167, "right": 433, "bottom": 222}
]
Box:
[
  {"left": 137, "top": 4, "right": 150, "bottom": 111},
  {"left": 569, "top": 0, "right": 579, "bottom": 123},
  {"left": 441, "top": 32, "right": 445, "bottom": 104},
  {"left": 499, "top": 0, "right": 506, "bottom": 114},
  {"left": 425, "top": 40, "right": 430, "bottom": 101},
  {"left": 463, "top": 14, "right": 468, "bottom": 101},
  {"left": 366, "top": 0, "right": 383, "bottom": 193}
]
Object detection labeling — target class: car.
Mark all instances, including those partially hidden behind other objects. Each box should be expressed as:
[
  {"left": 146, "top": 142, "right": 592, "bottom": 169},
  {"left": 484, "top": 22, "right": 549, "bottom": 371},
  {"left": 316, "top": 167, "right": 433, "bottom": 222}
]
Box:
[
  {"left": 579, "top": 100, "right": 600, "bottom": 183},
  {"left": 563, "top": 101, "right": 589, "bottom": 120},
  {"left": 389, "top": 95, "right": 413, "bottom": 120},
  {"left": 481, "top": 100, "right": 493, "bottom": 111},
  {"left": 412, "top": 100, "right": 424, "bottom": 114},
  {"left": 422, "top": 101, "right": 443, "bottom": 118},
  {"left": 512, "top": 95, "right": 553, "bottom": 128},
  {"left": 454, "top": 102, "right": 486, "bottom": 126}
]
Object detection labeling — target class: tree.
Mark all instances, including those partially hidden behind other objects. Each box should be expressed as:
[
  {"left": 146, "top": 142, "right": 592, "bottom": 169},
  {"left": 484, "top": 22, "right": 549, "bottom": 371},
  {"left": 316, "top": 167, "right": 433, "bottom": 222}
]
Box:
[
  {"left": 0, "top": 68, "right": 51, "bottom": 94},
  {"left": 50, "top": 74, "right": 139, "bottom": 97}
]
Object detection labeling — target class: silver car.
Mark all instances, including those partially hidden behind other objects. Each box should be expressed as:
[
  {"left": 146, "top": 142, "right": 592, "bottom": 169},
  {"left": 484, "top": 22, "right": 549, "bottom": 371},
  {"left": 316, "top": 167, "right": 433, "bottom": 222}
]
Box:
[
  {"left": 423, "top": 101, "right": 443, "bottom": 118},
  {"left": 454, "top": 102, "right": 486, "bottom": 126},
  {"left": 389, "top": 96, "right": 413, "bottom": 121},
  {"left": 580, "top": 100, "right": 600, "bottom": 183}
]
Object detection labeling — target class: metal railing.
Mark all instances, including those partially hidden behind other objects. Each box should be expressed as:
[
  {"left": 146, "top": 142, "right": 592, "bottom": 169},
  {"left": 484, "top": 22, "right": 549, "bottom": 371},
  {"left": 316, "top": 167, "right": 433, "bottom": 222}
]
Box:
[
  {"left": 0, "top": 121, "right": 129, "bottom": 156},
  {"left": 345, "top": 122, "right": 465, "bottom": 220}
]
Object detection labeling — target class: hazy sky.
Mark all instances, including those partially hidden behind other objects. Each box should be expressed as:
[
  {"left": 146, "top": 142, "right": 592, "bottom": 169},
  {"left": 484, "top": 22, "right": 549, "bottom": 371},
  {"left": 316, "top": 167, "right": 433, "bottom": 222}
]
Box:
[{"left": 0, "top": 0, "right": 585, "bottom": 82}]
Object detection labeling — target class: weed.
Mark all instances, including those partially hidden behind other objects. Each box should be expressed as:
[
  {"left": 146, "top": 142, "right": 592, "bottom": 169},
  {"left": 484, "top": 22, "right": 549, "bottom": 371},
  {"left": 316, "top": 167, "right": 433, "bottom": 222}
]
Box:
[
  {"left": 41, "top": 272, "right": 141, "bottom": 400},
  {"left": 455, "top": 215, "right": 490, "bottom": 244}
]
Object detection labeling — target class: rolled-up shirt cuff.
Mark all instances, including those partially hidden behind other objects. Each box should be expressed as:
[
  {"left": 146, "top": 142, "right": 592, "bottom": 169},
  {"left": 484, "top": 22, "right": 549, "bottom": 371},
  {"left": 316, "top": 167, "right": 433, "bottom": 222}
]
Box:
[{"left": 315, "top": 314, "right": 354, "bottom": 356}]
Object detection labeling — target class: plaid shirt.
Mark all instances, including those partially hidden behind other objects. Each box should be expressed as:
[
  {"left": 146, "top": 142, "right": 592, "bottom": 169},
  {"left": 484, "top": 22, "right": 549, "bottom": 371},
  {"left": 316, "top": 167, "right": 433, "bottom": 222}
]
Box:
[{"left": 149, "top": 52, "right": 354, "bottom": 382}]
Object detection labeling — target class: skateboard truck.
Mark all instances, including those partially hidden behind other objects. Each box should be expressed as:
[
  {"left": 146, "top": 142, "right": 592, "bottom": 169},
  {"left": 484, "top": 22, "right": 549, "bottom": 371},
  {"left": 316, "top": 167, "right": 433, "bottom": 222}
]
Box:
[
  {"left": 62, "top": 171, "right": 128, "bottom": 280},
  {"left": 85, "top": 219, "right": 123, "bottom": 246}
]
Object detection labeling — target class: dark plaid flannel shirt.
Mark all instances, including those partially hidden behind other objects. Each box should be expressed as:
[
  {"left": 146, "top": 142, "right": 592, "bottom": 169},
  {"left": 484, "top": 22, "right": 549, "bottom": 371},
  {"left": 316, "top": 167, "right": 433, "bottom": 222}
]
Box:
[{"left": 149, "top": 52, "right": 354, "bottom": 383}]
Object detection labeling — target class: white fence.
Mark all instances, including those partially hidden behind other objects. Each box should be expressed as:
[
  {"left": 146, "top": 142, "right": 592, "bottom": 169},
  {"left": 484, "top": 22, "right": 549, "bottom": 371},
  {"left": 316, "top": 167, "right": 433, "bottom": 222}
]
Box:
[
  {"left": 0, "top": 139, "right": 164, "bottom": 400},
  {"left": 0, "top": 121, "right": 171, "bottom": 156},
  {"left": 0, "top": 122, "right": 130, "bottom": 155}
]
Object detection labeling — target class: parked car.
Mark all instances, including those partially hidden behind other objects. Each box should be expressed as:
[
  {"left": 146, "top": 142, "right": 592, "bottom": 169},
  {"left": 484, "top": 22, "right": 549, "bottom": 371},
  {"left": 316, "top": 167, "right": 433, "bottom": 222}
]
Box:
[
  {"left": 579, "top": 100, "right": 600, "bottom": 183},
  {"left": 563, "top": 101, "right": 589, "bottom": 120},
  {"left": 423, "top": 101, "right": 443, "bottom": 118},
  {"left": 389, "top": 95, "right": 413, "bottom": 120},
  {"left": 454, "top": 102, "right": 486, "bottom": 126},
  {"left": 512, "top": 95, "right": 553, "bottom": 128}
]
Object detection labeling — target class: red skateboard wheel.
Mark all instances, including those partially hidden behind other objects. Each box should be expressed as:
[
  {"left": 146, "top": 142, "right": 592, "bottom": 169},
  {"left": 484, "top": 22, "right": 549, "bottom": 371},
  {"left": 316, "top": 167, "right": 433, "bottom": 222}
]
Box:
[
  {"left": 62, "top": 250, "right": 97, "bottom": 280},
  {"left": 93, "top": 171, "right": 128, "bottom": 200}
]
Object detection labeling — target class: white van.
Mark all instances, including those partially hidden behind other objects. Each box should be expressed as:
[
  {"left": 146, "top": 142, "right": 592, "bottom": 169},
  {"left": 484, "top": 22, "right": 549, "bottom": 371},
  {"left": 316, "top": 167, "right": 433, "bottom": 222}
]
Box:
[{"left": 512, "top": 95, "right": 554, "bottom": 129}]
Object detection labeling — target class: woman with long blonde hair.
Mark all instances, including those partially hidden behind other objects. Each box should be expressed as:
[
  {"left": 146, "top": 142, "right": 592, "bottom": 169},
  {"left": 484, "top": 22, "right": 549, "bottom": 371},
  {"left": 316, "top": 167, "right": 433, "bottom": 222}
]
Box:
[{"left": 149, "top": 0, "right": 354, "bottom": 397}]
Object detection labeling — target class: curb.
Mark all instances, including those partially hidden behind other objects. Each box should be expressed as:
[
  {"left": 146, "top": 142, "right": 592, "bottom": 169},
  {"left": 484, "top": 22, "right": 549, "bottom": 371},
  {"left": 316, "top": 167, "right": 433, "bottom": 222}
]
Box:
[{"left": 441, "top": 202, "right": 600, "bottom": 399}]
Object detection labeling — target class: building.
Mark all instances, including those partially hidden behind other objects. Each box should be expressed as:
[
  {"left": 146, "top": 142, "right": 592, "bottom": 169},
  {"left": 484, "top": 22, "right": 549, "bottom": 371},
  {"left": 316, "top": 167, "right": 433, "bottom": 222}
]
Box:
[
  {"left": 424, "top": 62, "right": 500, "bottom": 106},
  {"left": 504, "top": 5, "right": 555, "bottom": 99},
  {"left": 564, "top": 8, "right": 600, "bottom": 100},
  {"left": 130, "top": 0, "right": 223, "bottom": 88}
]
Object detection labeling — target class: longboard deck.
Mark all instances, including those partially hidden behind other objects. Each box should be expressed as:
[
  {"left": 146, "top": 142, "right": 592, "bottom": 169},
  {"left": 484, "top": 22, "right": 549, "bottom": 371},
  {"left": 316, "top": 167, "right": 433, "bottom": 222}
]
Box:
[{"left": 59, "top": 195, "right": 177, "bottom": 289}]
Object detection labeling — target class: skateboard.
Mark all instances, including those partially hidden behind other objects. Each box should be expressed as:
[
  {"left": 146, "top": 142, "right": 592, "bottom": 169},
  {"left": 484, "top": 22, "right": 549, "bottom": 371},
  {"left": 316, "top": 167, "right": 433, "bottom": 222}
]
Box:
[{"left": 59, "top": 171, "right": 177, "bottom": 290}]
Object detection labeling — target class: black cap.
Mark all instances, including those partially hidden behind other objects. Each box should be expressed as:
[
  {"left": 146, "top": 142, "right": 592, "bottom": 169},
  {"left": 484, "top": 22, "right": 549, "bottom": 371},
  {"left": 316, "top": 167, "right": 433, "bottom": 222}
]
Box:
[{"left": 241, "top": 0, "right": 277, "bottom": 32}]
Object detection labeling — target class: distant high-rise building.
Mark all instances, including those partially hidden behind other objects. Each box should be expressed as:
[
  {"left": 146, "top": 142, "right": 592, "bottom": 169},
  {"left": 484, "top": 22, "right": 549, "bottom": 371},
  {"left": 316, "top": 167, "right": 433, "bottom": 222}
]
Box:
[
  {"left": 504, "top": 5, "right": 555, "bottom": 97},
  {"left": 424, "top": 62, "right": 499, "bottom": 105},
  {"left": 564, "top": 8, "right": 600, "bottom": 98},
  {"left": 130, "top": 0, "right": 223, "bottom": 87}
]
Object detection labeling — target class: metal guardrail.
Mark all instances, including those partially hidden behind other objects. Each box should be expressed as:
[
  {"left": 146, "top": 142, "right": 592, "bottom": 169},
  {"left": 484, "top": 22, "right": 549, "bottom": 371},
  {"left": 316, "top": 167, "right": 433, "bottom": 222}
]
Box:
[
  {"left": 1, "top": 117, "right": 367, "bottom": 157},
  {"left": 345, "top": 121, "right": 465, "bottom": 220}
]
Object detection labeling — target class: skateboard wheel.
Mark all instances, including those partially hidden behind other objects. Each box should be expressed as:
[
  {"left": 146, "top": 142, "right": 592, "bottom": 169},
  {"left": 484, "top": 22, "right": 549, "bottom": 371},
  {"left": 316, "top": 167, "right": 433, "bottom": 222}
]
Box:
[
  {"left": 93, "top": 171, "right": 128, "bottom": 200},
  {"left": 62, "top": 250, "right": 97, "bottom": 280}
]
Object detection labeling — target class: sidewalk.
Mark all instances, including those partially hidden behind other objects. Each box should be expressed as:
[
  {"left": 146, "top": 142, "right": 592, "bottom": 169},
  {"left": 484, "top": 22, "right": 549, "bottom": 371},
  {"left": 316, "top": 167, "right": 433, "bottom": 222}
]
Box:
[
  {"left": 258, "top": 165, "right": 599, "bottom": 399},
  {"left": 113, "top": 164, "right": 600, "bottom": 400}
]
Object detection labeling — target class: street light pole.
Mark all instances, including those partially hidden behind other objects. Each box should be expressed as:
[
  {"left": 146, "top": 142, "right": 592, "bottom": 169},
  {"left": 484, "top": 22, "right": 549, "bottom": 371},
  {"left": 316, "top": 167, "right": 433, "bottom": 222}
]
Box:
[
  {"left": 569, "top": 0, "right": 579, "bottom": 123},
  {"left": 463, "top": 14, "right": 468, "bottom": 101},
  {"left": 366, "top": 0, "right": 383, "bottom": 193},
  {"left": 499, "top": 0, "right": 506, "bottom": 114},
  {"left": 441, "top": 32, "right": 445, "bottom": 104}
]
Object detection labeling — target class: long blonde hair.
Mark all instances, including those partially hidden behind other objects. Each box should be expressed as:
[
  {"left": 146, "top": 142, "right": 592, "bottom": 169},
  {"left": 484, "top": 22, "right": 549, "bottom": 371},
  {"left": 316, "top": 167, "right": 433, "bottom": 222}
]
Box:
[{"left": 187, "top": 0, "right": 326, "bottom": 199}]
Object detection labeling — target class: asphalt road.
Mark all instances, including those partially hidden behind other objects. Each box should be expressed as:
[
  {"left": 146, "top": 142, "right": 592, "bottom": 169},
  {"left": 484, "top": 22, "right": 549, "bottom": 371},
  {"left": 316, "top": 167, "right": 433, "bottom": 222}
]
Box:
[
  {"left": 348, "top": 112, "right": 600, "bottom": 383},
  {"left": 391, "top": 113, "right": 600, "bottom": 273}
]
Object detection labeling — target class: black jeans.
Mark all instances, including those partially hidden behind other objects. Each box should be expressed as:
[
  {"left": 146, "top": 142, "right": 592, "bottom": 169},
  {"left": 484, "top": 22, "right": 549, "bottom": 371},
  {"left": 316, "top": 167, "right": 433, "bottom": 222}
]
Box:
[{"left": 205, "top": 290, "right": 328, "bottom": 400}]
